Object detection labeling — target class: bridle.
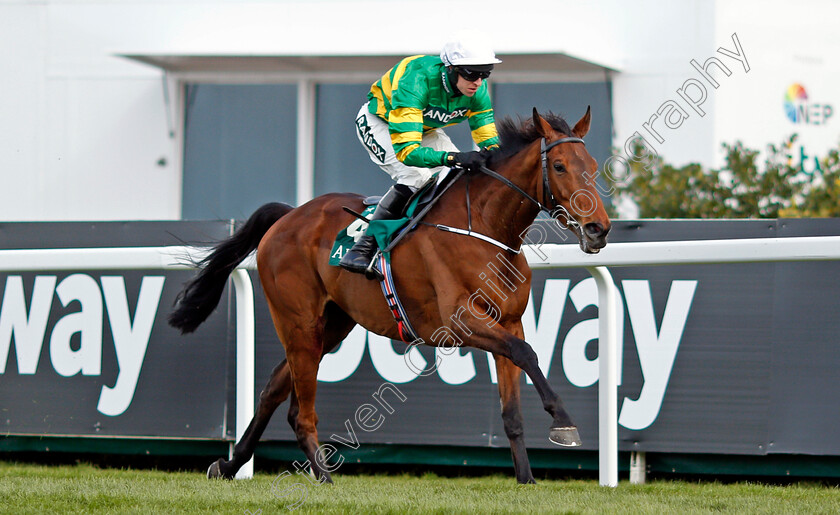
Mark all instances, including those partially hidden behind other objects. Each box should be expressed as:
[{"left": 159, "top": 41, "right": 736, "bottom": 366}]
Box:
[{"left": 478, "top": 135, "right": 585, "bottom": 230}]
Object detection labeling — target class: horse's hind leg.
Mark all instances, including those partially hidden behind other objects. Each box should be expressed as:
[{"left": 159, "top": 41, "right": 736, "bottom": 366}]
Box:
[
  {"left": 280, "top": 324, "right": 335, "bottom": 482},
  {"left": 208, "top": 359, "right": 293, "bottom": 479},
  {"left": 282, "top": 303, "right": 356, "bottom": 484},
  {"left": 494, "top": 354, "right": 536, "bottom": 484},
  {"left": 207, "top": 304, "right": 354, "bottom": 480}
]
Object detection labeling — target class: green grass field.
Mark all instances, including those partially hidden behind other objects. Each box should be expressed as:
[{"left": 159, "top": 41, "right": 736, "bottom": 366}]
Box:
[{"left": 1, "top": 461, "right": 840, "bottom": 514}]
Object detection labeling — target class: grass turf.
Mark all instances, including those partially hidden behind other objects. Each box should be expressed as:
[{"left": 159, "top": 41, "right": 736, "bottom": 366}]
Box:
[{"left": 1, "top": 461, "right": 839, "bottom": 514}]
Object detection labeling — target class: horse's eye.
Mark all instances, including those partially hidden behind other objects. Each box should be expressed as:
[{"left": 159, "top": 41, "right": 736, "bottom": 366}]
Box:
[{"left": 553, "top": 162, "right": 566, "bottom": 174}]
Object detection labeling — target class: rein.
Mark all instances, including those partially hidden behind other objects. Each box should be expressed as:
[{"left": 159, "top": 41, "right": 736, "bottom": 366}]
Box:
[
  {"left": 478, "top": 135, "right": 585, "bottom": 229},
  {"left": 381, "top": 135, "right": 587, "bottom": 257}
]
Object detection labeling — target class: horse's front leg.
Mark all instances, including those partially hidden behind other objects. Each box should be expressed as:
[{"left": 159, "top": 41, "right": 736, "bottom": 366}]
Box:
[
  {"left": 467, "top": 322, "right": 581, "bottom": 447},
  {"left": 494, "top": 352, "right": 535, "bottom": 484}
]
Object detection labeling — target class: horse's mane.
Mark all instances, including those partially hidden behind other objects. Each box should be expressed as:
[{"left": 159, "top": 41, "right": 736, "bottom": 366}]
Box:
[{"left": 487, "top": 112, "right": 571, "bottom": 167}]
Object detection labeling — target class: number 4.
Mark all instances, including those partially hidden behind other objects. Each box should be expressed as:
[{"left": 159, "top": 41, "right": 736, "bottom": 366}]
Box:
[{"left": 346, "top": 219, "right": 369, "bottom": 243}]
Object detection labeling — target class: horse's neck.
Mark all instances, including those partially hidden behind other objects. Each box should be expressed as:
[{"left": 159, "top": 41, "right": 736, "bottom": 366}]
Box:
[{"left": 468, "top": 145, "right": 543, "bottom": 250}]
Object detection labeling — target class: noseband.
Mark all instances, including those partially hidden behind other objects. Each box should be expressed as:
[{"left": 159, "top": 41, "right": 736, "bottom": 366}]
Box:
[{"left": 478, "top": 135, "right": 585, "bottom": 228}]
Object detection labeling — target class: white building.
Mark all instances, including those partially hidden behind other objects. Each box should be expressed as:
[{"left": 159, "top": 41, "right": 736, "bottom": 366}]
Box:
[{"left": 1, "top": 0, "right": 837, "bottom": 221}]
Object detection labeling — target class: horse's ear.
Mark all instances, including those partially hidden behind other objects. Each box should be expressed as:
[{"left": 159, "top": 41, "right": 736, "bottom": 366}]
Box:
[
  {"left": 572, "top": 105, "right": 591, "bottom": 138},
  {"left": 532, "top": 107, "right": 552, "bottom": 138}
]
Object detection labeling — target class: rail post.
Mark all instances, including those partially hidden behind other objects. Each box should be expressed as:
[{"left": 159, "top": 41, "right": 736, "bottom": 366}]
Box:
[{"left": 586, "top": 266, "right": 619, "bottom": 487}]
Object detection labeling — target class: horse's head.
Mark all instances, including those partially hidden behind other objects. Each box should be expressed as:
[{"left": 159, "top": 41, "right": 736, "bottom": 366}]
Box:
[{"left": 531, "top": 107, "right": 611, "bottom": 254}]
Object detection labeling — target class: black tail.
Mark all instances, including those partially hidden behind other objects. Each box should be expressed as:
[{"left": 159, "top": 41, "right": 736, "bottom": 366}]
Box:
[{"left": 168, "top": 202, "right": 294, "bottom": 334}]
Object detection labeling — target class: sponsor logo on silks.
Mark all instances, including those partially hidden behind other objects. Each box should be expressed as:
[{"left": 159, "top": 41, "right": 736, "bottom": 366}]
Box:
[
  {"left": 423, "top": 106, "right": 469, "bottom": 125},
  {"left": 441, "top": 70, "right": 453, "bottom": 95},
  {"left": 356, "top": 114, "right": 386, "bottom": 163},
  {"left": 784, "top": 83, "right": 833, "bottom": 125}
]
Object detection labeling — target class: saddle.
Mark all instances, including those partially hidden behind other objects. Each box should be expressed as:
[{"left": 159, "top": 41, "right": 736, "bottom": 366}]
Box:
[
  {"left": 330, "top": 169, "right": 466, "bottom": 342},
  {"left": 366, "top": 168, "right": 463, "bottom": 257},
  {"left": 334, "top": 165, "right": 525, "bottom": 341},
  {"left": 330, "top": 168, "right": 464, "bottom": 267}
]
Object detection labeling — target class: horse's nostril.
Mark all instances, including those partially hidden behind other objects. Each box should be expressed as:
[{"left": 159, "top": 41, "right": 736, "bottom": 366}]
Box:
[{"left": 584, "top": 223, "right": 605, "bottom": 238}]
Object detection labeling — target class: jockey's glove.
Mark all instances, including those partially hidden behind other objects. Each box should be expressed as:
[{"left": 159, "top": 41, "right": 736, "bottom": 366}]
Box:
[{"left": 446, "top": 150, "right": 487, "bottom": 172}]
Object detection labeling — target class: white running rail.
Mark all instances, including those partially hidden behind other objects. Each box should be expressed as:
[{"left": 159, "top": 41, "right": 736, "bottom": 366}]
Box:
[
  {"left": 524, "top": 235, "right": 840, "bottom": 487},
  {"left": 0, "top": 246, "right": 257, "bottom": 478},
  {"left": 3, "top": 235, "right": 840, "bottom": 485}
]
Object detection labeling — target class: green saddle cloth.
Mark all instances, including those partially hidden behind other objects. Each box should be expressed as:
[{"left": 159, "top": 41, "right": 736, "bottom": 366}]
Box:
[{"left": 328, "top": 189, "right": 428, "bottom": 266}]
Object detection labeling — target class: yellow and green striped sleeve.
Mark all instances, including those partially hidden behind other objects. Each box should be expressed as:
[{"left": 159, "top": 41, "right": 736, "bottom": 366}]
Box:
[
  {"left": 468, "top": 98, "right": 500, "bottom": 150},
  {"left": 389, "top": 107, "right": 449, "bottom": 167}
]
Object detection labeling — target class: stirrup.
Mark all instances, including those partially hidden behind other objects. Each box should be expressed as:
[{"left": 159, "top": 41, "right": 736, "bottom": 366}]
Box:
[{"left": 364, "top": 250, "right": 384, "bottom": 280}]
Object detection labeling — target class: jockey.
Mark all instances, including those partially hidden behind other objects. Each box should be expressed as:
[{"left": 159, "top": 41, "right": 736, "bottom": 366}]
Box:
[{"left": 340, "top": 32, "right": 503, "bottom": 278}]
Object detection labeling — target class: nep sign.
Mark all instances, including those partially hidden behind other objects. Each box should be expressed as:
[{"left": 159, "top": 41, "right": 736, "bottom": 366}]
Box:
[{"left": 784, "top": 83, "right": 833, "bottom": 125}]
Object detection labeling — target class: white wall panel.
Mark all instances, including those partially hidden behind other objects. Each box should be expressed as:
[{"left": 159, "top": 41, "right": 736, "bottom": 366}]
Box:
[
  {"left": 1, "top": 0, "right": 837, "bottom": 220},
  {"left": 0, "top": 4, "right": 47, "bottom": 219}
]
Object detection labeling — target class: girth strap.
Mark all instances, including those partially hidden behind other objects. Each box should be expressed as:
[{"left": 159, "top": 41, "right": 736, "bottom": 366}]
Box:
[{"left": 377, "top": 254, "right": 420, "bottom": 343}]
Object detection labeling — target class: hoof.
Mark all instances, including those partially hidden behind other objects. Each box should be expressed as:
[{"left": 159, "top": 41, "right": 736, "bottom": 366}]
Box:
[
  {"left": 549, "top": 427, "right": 582, "bottom": 447},
  {"left": 207, "top": 458, "right": 230, "bottom": 480}
]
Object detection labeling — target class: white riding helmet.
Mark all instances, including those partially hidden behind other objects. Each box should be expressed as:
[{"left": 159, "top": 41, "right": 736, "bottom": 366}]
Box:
[{"left": 440, "top": 31, "right": 503, "bottom": 67}]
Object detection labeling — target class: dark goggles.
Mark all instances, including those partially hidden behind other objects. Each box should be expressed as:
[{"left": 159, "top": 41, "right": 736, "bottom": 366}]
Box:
[{"left": 456, "top": 65, "right": 493, "bottom": 82}]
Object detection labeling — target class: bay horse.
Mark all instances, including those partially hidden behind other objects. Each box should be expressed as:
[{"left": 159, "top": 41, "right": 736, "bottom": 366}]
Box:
[{"left": 169, "top": 108, "right": 611, "bottom": 484}]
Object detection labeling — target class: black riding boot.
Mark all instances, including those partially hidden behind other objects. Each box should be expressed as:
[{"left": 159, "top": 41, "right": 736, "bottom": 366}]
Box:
[{"left": 340, "top": 184, "right": 414, "bottom": 279}]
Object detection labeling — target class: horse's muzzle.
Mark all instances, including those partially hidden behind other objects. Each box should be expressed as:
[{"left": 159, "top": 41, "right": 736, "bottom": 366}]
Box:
[{"left": 580, "top": 222, "right": 610, "bottom": 254}]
